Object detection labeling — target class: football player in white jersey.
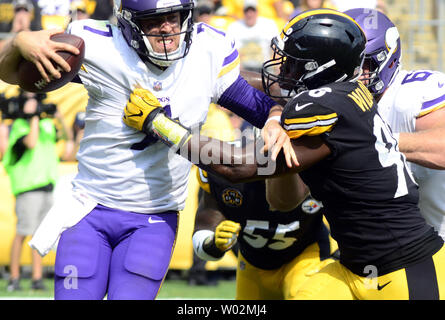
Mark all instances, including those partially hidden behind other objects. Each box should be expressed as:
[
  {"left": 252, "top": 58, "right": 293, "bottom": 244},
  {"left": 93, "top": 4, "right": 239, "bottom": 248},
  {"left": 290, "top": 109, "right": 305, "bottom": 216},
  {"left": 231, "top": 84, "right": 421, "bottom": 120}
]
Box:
[
  {"left": 0, "top": 0, "right": 296, "bottom": 300},
  {"left": 346, "top": 8, "right": 445, "bottom": 240}
]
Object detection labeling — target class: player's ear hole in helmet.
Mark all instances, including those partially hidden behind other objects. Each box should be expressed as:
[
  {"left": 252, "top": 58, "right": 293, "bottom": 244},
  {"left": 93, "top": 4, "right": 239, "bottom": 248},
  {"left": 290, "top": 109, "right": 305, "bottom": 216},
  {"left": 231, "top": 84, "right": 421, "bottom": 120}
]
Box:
[
  {"left": 345, "top": 8, "right": 401, "bottom": 98},
  {"left": 114, "top": 0, "right": 194, "bottom": 68},
  {"left": 262, "top": 9, "right": 367, "bottom": 99}
]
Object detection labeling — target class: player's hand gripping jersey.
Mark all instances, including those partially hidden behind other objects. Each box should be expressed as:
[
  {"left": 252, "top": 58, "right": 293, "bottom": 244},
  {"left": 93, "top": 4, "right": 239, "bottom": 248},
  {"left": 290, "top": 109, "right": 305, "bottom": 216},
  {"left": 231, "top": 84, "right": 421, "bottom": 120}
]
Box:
[
  {"left": 378, "top": 69, "right": 445, "bottom": 238},
  {"left": 281, "top": 81, "right": 443, "bottom": 276},
  {"left": 67, "top": 19, "right": 240, "bottom": 213},
  {"left": 197, "top": 169, "right": 333, "bottom": 270}
]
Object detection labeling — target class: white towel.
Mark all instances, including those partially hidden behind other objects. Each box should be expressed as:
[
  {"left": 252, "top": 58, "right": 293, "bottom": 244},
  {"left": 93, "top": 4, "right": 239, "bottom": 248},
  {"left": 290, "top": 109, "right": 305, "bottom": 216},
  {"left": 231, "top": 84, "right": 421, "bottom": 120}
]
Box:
[{"left": 29, "top": 189, "right": 97, "bottom": 256}]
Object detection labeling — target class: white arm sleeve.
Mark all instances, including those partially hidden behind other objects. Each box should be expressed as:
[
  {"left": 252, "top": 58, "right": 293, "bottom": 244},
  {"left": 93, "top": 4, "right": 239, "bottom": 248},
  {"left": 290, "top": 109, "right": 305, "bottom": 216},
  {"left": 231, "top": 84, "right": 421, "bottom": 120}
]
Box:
[{"left": 192, "top": 230, "right": 223, "bottom": 261}]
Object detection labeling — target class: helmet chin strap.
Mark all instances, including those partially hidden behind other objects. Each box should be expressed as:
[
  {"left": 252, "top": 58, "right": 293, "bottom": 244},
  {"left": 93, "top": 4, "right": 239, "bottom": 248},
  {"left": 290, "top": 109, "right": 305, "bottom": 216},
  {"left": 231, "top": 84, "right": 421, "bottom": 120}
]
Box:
[
  {"left": 281, "top": 87, "right": 296, "bottom": 98},
  {"left": 142, "top": 31, "right": 187, "bottom": 67}
]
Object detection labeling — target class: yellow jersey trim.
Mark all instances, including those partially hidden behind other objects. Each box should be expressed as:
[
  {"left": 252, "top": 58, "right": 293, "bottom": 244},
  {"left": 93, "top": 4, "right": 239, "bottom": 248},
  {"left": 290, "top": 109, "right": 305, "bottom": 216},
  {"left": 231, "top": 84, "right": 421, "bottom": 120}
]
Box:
[
  {"left": 286, "top": 125, "right": 334, "bottom": 139},
  {"left": 196, "top": 168, "right": 211, "bottom": 194},
  {"left": 418, "top": 102, "right": 445, "bottom": 118},
  {"left": 218, "top": 56, "right": 240, "bottom": 78}
]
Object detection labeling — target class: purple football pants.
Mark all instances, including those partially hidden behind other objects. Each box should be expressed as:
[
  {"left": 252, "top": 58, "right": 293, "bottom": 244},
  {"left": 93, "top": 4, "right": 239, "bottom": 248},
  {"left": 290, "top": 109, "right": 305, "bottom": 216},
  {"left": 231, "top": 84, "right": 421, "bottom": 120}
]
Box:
[{"left": 54, "top": 204, "right": 178, "bottom": 300}]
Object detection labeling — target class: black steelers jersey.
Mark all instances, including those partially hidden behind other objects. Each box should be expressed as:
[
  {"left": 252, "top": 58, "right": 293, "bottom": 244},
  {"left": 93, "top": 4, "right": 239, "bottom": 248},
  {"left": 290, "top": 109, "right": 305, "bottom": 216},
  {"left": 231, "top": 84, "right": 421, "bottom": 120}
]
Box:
[
  {"left": 197, "top": 168, "right": 331, "bottom": 270},
  {"left": 281, "top": 81, "right": 443, "bottom": 276}
]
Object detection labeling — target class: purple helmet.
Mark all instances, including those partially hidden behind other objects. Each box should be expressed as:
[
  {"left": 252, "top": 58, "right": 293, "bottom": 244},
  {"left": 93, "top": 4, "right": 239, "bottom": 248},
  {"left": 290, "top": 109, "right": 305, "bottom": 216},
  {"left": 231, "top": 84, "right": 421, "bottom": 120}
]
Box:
[
  {"left": 345, "top": 8, "right": 401, "bottom": 96},
  {"left": 114, "top": 0, "right": 194, "bottom": 67}
]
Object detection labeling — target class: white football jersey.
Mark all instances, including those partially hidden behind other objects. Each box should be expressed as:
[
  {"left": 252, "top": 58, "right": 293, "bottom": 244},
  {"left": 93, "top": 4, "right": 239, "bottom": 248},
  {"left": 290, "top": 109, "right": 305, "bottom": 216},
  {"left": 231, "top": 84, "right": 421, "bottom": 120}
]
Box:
[
  {"left": 67, "top": 20, "right": 240, "bottom": 213},
  {"left": 378, "top": 69, "right": 445, "bottom": 238}
]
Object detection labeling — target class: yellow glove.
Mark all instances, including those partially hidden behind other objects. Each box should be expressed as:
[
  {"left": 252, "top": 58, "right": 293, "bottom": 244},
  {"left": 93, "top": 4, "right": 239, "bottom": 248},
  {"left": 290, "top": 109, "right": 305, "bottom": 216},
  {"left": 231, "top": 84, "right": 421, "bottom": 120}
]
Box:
[
  {"left": 214, "top": 220, "right": 241, "bottom": 252},
  {"left": 123, "top": 87, "right": 191, "bottom": 151},
  {"left": 123, "top": 88, "right": 163, "bottom": 132}
]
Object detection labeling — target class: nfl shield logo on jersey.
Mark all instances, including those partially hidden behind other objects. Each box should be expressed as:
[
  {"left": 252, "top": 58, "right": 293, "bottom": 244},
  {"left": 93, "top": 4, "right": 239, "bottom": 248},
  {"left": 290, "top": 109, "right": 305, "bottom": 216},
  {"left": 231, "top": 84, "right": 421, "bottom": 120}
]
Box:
[{"left": 153, "top": 81, "right": 162, "bottom": 91}]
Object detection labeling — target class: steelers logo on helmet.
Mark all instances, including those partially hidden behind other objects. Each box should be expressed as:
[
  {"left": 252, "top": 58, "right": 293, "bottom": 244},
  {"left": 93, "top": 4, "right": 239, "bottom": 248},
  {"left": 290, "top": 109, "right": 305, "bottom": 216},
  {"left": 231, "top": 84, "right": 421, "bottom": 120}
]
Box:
[{"left": 262, "top": 9, "right": 367, "bottom": 99}]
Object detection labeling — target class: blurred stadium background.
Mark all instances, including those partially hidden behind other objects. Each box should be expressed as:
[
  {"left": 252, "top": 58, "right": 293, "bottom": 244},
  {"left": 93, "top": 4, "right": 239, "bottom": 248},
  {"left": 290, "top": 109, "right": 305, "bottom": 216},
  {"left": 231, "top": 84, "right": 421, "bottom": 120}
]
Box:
[
  {"left": 391, "top": 0, "right": 445, "bottom": 72},
  {"left": 0, "top": 0, "right": 443, "bottom": 298}
]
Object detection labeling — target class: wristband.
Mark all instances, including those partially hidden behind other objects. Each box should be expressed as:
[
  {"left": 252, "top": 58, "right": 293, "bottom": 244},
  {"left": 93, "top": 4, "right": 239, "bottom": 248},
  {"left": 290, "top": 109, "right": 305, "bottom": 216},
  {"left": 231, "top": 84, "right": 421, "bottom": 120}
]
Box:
[
  {"left": 265, "top": 115, "right": 281, "bottom": 125},
  {"left": 192, "top": 230, "right": 225, "bottom": 261},
  {"left": 151, "top": 113, "right": 192, "bottom": 150}
]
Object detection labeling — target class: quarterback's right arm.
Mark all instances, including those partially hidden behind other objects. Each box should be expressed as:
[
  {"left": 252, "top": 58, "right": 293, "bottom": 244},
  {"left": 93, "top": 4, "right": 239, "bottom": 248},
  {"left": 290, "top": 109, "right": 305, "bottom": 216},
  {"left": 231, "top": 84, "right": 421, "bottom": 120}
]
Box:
[{"left": 0, "top": 29, "right": 79, "bottom": 84}]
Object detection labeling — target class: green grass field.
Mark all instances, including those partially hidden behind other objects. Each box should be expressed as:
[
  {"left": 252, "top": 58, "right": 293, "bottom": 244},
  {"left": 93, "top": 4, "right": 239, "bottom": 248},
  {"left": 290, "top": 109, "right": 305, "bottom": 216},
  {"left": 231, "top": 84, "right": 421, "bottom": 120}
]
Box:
[{"left": 0, "top": 273, "right": 236, "bottom": 300}]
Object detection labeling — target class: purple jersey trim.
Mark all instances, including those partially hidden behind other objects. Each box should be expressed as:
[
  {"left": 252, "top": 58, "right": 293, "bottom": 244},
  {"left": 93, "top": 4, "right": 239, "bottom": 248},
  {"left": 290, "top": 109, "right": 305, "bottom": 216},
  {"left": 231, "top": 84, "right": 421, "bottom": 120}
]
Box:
[
  {"left": 422, "top": 93, "right": 445, "bottom": 110},
  {"left": 83, "top": 24, "right": 113, "bottom": 37},
  {"left": 217, "top": 75, "right": 276, "bottom": 128},
  {"left": 197, "top": 23, "right": 226, "bottom": 36},
  {"left": 222, "top": 50, "right": 239, "bottom": 67}
]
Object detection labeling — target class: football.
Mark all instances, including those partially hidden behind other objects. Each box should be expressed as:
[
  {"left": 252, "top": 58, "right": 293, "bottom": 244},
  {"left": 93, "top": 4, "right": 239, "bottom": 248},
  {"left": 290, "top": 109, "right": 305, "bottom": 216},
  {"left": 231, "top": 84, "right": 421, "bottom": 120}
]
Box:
[{"left": 17, "top": 33, "right": 85, "bottom": 93}]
